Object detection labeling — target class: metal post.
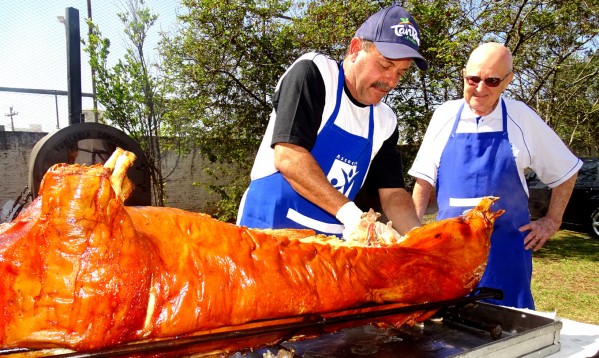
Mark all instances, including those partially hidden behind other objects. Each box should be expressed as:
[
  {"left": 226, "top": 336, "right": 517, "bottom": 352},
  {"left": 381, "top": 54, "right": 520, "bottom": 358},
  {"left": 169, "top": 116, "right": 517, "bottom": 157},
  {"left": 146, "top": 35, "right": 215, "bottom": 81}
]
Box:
[
  {"left": 65, "top": 7, "right": 82, "bottom": 125},
  {"left": 55, "top": 93, "right": 60, "bottom": 129}
]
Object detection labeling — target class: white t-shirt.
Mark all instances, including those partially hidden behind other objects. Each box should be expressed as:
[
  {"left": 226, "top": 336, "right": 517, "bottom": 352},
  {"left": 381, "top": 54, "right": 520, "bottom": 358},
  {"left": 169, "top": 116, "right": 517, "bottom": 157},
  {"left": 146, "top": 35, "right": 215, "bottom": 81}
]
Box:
[{"left": 408, "top": 97, "right": 582, "bottom": 195}]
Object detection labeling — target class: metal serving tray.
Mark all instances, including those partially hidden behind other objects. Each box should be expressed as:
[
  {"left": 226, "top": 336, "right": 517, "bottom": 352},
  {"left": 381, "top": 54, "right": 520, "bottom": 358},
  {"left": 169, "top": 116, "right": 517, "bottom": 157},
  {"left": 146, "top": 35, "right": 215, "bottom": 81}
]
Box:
[
  {"left": 257, "top": 302, "right": 563, "bottom": 358},
  {"left": 0, "top": 289, "right": 562, "bottom": 357}
]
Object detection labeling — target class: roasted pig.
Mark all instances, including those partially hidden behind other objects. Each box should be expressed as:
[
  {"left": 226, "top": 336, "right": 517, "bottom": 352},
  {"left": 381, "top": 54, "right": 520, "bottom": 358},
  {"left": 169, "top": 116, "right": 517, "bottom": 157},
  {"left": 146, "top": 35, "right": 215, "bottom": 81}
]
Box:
[{"left": 0, "top": 148, "right": 503, "bottom": 354}]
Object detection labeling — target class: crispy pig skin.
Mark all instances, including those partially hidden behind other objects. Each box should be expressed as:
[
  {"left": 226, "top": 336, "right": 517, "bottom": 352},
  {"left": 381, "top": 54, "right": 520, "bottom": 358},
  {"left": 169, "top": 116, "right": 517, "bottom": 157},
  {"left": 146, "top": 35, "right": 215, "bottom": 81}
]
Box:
[
  {"left": 0, "top": 163, "right": 152, "bottom": 350},
  {"left": 0, "top": 151, "right": 503, "bottom": 352}
]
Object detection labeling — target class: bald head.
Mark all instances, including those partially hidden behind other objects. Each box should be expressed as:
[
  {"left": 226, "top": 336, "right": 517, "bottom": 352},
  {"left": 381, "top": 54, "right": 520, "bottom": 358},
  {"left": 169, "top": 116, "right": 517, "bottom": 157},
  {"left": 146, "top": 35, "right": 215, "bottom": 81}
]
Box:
[
  {"left": 463, "top": 42, "right": 514, "bottom": 116},
  {"left": 467, "top": 42, "right": 513, "bottom": 73}
]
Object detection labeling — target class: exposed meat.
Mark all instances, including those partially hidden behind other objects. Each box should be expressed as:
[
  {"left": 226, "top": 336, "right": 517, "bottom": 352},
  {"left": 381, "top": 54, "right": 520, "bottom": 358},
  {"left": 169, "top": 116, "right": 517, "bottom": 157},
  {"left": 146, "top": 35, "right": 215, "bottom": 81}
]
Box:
[
  {"left": 0, "top": 149, "right": 503, "bottom": 354},
  {"left": 343, "top": 208, "right": 405, "bottom": 245}
]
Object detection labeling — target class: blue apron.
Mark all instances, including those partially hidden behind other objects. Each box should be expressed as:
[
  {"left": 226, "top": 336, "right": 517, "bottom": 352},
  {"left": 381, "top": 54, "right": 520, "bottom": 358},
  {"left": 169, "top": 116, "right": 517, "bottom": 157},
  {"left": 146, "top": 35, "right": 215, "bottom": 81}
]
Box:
[
  {"left": 436, "top": 99, "right": 534, "bottom": 309},
  {"left": 238, "top": 64, "right": 374, "bottom": 236}
]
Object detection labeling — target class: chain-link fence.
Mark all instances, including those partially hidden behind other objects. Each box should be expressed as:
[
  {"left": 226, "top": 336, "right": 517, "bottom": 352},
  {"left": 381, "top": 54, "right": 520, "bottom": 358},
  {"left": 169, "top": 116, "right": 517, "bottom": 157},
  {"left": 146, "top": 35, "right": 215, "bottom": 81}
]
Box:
[{"left": 0, "top": 0, "right": 180, "bottom": 133}]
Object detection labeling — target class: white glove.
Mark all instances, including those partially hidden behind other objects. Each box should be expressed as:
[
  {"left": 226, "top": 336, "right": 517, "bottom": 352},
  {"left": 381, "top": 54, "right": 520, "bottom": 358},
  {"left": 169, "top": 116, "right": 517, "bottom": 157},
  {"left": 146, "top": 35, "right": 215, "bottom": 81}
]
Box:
[{"left": 336, "top": 201, "right": 364, "bottom": 240}]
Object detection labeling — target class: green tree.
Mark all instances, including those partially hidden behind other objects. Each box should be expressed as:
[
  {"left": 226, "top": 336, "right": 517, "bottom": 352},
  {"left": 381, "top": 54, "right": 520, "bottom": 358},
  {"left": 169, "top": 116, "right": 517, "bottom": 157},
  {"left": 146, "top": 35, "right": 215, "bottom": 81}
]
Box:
[
  {"left": 161, "top": 0, "right": 299, "bottom": 221},
  {"left": 84, "top": 0, "right": 174, "bottom": 206},
  {"left": 543, "top": 54, "right": 599, "bottom": 155},
  {"left": 160, "top": 0, "right": 597, "bottom": 216},
  {"left": 462, "top": 0, "right": 599, "bottom": 154}
]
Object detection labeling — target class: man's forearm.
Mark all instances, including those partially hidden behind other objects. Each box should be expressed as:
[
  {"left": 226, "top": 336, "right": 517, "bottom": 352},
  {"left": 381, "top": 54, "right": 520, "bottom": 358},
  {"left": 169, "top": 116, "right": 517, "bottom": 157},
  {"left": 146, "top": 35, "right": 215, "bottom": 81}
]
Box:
[
  {"left": 546, "top": 174, "right": 577, "bottom": 225},
  {"left": 380, "top": 188, "right": 421, "bottom": 235},
  {"left": 412, "top": 178, "right": 434, "bottom": 221},
  {"left": 274, "top": 143, "right": 349, "bottom": 216}
]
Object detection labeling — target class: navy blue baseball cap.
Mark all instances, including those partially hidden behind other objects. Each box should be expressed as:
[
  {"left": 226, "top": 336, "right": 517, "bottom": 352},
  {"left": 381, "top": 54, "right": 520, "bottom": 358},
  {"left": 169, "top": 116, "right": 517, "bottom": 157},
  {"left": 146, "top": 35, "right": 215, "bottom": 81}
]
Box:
[{"left": 355, "top": 4, "right": 428, "bottom": 70}]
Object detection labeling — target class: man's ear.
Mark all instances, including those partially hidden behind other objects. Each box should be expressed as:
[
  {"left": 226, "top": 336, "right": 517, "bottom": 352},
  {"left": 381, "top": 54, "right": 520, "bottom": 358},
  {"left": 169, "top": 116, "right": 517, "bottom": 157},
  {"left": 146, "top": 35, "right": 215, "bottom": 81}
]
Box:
[
  {"left": 501, "top": 72, "right": 515, "bottom": 91},
  {"left": 348, "top": 37, "right": 362, "bottom": 60}
]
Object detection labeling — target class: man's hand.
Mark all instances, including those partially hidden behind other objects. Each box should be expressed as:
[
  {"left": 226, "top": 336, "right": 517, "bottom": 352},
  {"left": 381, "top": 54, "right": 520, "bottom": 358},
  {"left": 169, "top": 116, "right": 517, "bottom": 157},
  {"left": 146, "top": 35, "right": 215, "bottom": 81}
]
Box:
[
  {"left": 520, "top": 173, "right": 577, "bottom": 251},
  {"left": 336, "top": 201, "right": 365, "bottom": 240},
  {"left": 519, "top": 216, "right": 560, "bottom": 251}
]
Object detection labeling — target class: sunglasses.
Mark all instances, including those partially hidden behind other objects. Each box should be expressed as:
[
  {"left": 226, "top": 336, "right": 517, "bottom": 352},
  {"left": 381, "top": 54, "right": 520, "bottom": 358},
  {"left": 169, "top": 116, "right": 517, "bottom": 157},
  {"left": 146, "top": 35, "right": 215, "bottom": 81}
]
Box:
[{"left": 464, "top": 72, "right": 512, "bottom": 88}]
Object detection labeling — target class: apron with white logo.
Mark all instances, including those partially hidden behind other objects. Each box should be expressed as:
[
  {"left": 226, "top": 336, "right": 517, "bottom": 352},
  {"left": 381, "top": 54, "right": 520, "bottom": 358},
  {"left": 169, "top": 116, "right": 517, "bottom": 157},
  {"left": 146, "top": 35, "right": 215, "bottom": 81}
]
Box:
[
  {"left": 238, "top": 64, "right": 374, "bottom": 236},
  {"left": 436, "top": 99, "right": 534, "bottom": 309}
]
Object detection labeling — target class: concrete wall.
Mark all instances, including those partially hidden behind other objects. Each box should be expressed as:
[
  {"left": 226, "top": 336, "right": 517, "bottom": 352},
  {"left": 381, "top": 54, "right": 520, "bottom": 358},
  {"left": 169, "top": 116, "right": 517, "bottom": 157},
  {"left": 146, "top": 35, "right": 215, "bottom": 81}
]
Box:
[
  {"left": 0, "top": 131, "right": 43, "bottom": 222},
  {"left": 0, "top": 130, "right": 221, "bottom": 222},
  {"left": 158, "top": 146, "right": 223, "bottom": 214}
]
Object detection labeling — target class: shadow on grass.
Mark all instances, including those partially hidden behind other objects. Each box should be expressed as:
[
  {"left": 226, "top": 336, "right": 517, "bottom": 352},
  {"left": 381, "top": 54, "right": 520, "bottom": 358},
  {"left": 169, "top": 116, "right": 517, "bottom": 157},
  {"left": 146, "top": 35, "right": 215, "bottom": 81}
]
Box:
[{"left": 533, "top": 229, "right": 599, "bottom": 262}]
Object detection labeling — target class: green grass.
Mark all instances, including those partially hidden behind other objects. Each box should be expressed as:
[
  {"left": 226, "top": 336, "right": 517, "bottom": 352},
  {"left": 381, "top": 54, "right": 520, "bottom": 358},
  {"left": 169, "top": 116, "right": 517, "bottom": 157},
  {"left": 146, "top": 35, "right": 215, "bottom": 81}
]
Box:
[
  {"left": 423, "top": 214, "right": 599, "bottom": 325},
  {"left": 532, "top": 229, "right": 599, "bottom": 325}
]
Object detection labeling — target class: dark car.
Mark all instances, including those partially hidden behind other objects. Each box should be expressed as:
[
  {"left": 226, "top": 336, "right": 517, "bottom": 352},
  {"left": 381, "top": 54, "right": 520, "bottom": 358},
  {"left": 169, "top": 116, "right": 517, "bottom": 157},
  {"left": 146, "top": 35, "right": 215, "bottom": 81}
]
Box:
[{"left": 526, "top": 157, "right": 599, "bottom": 238}]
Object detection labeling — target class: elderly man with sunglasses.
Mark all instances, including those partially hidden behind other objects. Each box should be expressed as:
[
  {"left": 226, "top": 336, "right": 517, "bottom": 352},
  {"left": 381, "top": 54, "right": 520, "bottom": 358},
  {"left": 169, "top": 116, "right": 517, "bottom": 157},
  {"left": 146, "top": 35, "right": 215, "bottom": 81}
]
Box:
[{"left": 408, "top": 42, "right": 581, "bottom": 309}]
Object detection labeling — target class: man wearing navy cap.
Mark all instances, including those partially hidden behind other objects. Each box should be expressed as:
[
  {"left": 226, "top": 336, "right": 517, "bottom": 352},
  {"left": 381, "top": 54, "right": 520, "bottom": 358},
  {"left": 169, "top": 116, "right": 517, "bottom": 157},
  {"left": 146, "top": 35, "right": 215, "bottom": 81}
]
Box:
[{"left": 237, "top": 4, "right": 426, "bottom": 239}]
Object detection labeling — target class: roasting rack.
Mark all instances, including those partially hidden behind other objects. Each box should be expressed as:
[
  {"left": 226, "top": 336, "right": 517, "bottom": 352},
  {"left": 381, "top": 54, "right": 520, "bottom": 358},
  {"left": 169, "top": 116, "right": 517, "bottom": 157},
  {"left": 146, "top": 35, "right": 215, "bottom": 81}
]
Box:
[{"left": 0, "top": 288, "right": 508, "bottom": 357}]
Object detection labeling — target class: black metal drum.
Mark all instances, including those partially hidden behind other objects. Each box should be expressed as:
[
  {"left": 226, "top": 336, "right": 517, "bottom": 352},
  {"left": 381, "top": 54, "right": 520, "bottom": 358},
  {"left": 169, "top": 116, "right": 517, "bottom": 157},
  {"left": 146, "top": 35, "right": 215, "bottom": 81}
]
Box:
[{"left": 28, "top": 122, "right": 151, "bottom": 206}]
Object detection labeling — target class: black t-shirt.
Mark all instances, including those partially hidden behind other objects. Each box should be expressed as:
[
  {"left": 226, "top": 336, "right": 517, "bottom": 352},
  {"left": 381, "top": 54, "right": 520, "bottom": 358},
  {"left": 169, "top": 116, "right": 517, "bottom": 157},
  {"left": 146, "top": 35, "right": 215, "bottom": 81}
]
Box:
[{"left": 269, "top": 57, "right": 406, "bottom": 192}]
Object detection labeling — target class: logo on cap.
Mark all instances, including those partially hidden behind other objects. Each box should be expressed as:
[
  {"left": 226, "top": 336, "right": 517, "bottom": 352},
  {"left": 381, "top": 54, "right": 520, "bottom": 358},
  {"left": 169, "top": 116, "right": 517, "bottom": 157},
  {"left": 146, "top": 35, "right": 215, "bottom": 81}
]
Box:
[{"left": 391, "top": 18, "right": 420, "bottom": 47}]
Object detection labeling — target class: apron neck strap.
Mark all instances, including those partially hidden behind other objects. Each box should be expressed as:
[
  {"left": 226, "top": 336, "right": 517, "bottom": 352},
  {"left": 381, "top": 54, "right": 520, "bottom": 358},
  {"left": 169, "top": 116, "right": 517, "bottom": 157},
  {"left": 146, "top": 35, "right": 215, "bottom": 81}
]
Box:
[{"left": 451, "top": 98, "right": 507, "bottom": 135}]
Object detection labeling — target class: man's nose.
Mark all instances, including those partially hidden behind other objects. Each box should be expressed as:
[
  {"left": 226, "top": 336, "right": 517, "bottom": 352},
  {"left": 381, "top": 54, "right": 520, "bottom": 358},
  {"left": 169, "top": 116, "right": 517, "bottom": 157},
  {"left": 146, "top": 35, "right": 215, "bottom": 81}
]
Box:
[
  {"left": 476, "top": 80, "right": 487, "bottom": 91},
  {"left": 385, "top": 73, "right": 401, "bottom": 89}
]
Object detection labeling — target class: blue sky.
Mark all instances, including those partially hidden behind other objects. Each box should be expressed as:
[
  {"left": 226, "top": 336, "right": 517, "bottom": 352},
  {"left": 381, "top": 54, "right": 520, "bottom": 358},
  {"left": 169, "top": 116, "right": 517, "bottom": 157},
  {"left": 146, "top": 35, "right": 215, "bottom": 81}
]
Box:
[{"left": 0, "top": 1, "right": 180, "bottom": 132}]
